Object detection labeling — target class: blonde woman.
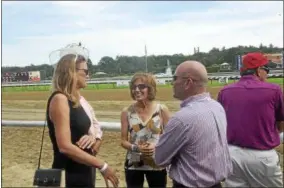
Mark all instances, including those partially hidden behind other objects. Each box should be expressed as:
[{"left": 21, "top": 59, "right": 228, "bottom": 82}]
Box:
[
  {"left": 120, "top": 72, "right": 171, "bottom": 188},
  {"left": 46, "top": 44, "right": 118, "bottom": 188}
]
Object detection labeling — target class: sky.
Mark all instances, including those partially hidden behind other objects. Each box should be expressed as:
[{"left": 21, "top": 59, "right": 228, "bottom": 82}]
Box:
[{"left": 2, "top": 1, "right": 283, "bottom": 67}]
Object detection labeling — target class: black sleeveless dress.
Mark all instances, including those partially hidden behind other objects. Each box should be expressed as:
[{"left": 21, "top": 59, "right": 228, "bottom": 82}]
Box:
[{"left": 46, "top": 91, "right": 95, "bottom": 187}]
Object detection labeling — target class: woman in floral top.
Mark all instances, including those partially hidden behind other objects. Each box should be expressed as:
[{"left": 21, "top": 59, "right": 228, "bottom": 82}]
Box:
[{"left": 120, "top": 72, "right": 171, "bottom": 188}]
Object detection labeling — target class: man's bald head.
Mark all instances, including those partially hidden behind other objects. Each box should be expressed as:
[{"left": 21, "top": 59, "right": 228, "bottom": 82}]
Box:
[{"left": 175, "top": 61, "right": 208, "bottom": 86}]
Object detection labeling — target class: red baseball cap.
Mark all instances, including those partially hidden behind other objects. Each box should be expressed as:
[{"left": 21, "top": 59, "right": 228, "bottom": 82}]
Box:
[{"left": 240, "top": 52, "right": 268, "bottom": 72}]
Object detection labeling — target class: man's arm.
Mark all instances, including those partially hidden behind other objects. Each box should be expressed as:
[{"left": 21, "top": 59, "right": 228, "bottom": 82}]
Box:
[
  {"left": 275, "top": 88, "right": 284, "bottom": 132},
  {"left": 154, "top": 117, "right": 190, "bottom": 167}
]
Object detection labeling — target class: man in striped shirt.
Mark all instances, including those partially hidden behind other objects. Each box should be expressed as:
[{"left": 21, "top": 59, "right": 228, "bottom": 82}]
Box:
[{"left": 154, "top": 61, "right": 232, "bottom": 188}]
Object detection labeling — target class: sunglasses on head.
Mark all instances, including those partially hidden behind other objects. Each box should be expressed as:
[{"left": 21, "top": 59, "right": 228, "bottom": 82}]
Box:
[
  {"left": 77, "top": 68, "right": 89, "bottom": 75},
  {"left": 131, "top": 84, "right": 148, "bottom": 90}
]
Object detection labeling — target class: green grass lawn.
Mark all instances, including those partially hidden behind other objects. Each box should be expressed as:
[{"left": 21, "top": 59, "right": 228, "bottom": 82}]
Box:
[
  {"left": 2, "top": 78, "right": 283, "bottom": 92},
  {"left": 267, "top": 78, "right": 283, "bottom": 84}
]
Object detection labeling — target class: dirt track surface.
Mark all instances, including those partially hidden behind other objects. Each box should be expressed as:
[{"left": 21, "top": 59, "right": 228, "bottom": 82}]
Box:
[
  {"left": 2, "top": 87, "right": 283, "bottom": 187},
  {"left": 2, "top": 87, "right": 224, "bottom": 101},
  {"left": 2, "top": 127, "right": 129, "bottom": 187}
]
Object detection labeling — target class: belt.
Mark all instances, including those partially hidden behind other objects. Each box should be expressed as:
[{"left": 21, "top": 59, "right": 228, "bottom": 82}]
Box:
[
  {"left": 229, "top": 144, "right": 274, "bottom": 151},
  {"left": 173, "top": 180, "right": 222, "bottom": 188}
]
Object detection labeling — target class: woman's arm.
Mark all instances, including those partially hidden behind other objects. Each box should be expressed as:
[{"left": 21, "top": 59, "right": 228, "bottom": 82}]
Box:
[
  {"left": 90, "top": 119, "right": 103, "bottom": 155},
  {"left": 84, "top": 99, "right": 103, "bottom": 154},
  {"left": 120, "top": 108, "right": 133, "bottom": 151},
  {"left": 91, "top": 116, "right": 103, "bottom": 140},
  {"left": 91, "top": 114, "right": 103, "bottom": 155},
  {"left": 92, "top": 139, "right": 102, "bottom": 156},
  {"left": 160, "top": 104, "right": 171, "bottom": 129},
  {"left": 85, "top": 98, "right": 103, "bottom": 140},
  {"left": 49, "top": 93, "right": 104, "bottom": 168}
]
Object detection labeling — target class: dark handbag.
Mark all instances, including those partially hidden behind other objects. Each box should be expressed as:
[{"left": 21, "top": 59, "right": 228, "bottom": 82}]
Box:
[{"left": 33, "top": 119, "right": 64, "bottom": 187}]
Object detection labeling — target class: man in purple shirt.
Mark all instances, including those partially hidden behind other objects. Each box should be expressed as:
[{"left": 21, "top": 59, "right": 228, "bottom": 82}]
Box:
[
  {"left": 154, "top": 61, "right": 232, "bottom": 188},
  {"left": 218, "top": 52, "right": 284, "bottom": 187}
]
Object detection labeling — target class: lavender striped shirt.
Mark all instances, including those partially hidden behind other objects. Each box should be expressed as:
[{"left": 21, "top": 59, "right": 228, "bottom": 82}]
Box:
[{"left": 154, "top": 93, "right": 232, "bottom": 187}]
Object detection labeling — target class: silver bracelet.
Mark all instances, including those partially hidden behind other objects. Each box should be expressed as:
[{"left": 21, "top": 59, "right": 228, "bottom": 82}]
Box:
[{"left": 99, "top": 163, "right": 108, "bottom": 173}]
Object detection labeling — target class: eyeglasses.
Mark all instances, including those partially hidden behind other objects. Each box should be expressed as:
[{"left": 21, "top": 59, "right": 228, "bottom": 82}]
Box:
[
  {"left": 77, "top": 68, "right": 89, "bottom": 75},
  {"left": 260, "top": 66, "right": 270, "bottom": 74},
  {"left": 131, "top": 84, "right": 148, "bottom": 90}
]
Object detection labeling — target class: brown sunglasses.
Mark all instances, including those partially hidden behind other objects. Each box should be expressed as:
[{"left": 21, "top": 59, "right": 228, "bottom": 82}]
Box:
[
  {"left": 131, "top": 84, "right": 148, "bottom": 90},
  {"left": 77, "top": 68, "right": 89, "bottom": 75}
]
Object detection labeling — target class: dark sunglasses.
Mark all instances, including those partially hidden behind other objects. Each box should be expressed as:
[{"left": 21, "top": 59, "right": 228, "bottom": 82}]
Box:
[
  {"left": 131, "top": 84, "right": 148, "bottom": 90},
  {"left": 260, "top": 66, "right": 269, "bottom": 74},
  {"left": 172, "top": 75, "right": 190, "bottom": 81},
  {"left": 77, "top": 68, "right": 89, "bottom": 75}
]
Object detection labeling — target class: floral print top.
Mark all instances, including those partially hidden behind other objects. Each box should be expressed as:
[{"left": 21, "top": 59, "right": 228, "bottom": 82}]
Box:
[{"left": 125, "top": 103, "right": 164, "bottom": 171}]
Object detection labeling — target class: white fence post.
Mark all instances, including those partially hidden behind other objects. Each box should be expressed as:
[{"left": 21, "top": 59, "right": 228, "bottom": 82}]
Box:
[{"left": 2, "top": 120, "right": 283, "bottom": 141}]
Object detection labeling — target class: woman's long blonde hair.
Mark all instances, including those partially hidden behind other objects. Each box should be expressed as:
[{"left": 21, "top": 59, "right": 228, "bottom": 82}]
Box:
[{"left": 51, "top": 54, "right": 85, "bottom": 108}]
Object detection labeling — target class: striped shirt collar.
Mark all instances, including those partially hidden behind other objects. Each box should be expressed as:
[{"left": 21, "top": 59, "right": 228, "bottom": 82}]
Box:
[{"left": 180, "top": 92, "right": 211, "bottom": 108}]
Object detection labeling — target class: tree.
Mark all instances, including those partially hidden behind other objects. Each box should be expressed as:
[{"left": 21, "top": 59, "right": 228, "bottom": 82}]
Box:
[{"left": 2, "top": 44, "right": 282, "bottom": 77}]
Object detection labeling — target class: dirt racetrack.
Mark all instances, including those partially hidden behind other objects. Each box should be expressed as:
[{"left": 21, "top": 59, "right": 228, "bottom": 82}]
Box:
[
  {"left": 2, "top": 86, "right": 283, "bottom": 187},
  {"left": 2, "top": 127, "right": 128, "bottom": 187}
]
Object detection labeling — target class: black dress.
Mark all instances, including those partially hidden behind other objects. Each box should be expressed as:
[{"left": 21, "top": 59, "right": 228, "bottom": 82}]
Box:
[{"left": 46, "top": 91, "right": 95, "bottom": 187}]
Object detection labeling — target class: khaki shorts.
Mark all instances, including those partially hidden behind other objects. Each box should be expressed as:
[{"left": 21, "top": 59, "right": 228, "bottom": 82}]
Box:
[{"left": 224, "top": 145, "right": 283, "bottom": 187}]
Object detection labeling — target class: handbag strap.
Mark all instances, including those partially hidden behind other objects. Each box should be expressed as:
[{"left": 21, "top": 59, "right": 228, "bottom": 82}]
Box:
[{"left": 37, "top": 118, "right": 47, "bottom": 169}]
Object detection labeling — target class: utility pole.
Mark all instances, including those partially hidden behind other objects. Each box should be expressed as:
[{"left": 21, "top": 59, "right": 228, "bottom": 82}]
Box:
[{"left": 145, "top": 44, "right": 148, "bottom": 72}]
